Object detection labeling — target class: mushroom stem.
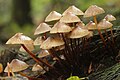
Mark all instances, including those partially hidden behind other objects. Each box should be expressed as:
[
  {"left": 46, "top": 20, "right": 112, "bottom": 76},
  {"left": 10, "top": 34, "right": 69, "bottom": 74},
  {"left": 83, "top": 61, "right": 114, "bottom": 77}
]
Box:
[
  {"left": 21, "top": 44, "right": 53, "bottom": 69},
  {"left": 93, "top": 16, "right": 106, "bottom": 47},
  {"left": 7, "top": 62, "right": 10, "bottom": 77},
  {"left": 110, "top": 27, "right": 115, "bottom": 44}
]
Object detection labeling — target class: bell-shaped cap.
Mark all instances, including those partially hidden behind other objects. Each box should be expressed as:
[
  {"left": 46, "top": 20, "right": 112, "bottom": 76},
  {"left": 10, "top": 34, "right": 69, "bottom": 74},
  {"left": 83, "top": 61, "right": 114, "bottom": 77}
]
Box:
[
  {"left": 6, "top": 33, "right": 33, "bottom": 44},
  {"left": 19, "top": 44, "right": 34, "bottom": 52},
  {"left": 50, "top": 21, "right": 72, "bottom": 33},
  {"left": 45, "top": 11, "right": 62, "bottom": 22},
  {"left": 84, "top": 5, "right": 105, "bottom": 17},
  {"left": 34, "top": 23, "right": 51, "bottom": 35},
  {"left": 68, "top": 26, "right": 89, "bottom": 39},
  {"left": 104, "top": 14, "right": 116, "bottom": 21},
  {"left": 4, "top": 59, "right": 29, "bottom": 72},
  {"left": 34, "top": 36, "right": 45, "bottom": 45},
  {"left": 38, "top": 50, "right": 50, "bottom": 58},
  {"left": 40, "top": 36, "right": 64, "bottom": 49},
  {"left": 0, "top": 63, "right": 3, "bottom": 73},
  {"left": 76, "top": 21, "right": 86, "bottom": 29},
  {"left": 86, "top": 31, "right": 93, "bottom": 39},
  {"left": 86, "top": 21, "right": 97, "bottom": 30},
  {"left": 62, "top": 5, "right": 84, "bottom": 15},
  {"left": 32, "top": 63, "right": 43, "bottom": 71},
  {"left": 98, "top": 19, "right": 113, "bottom": 29},
  {"left": 60, "top": 12, "right": 81, "bottom": 23}
]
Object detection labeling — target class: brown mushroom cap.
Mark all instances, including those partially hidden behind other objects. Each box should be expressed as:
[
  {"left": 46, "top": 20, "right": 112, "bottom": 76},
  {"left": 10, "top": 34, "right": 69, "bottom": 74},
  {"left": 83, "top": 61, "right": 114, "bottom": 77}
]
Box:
[
  {"left": 19, "top": 44, "right": 34, "bottom": 52},
  {"left": 4, "top": 59, "right": 29, "bottom": 72},
  {"left": 34, "top": 36, "right": 45, "bottom": 45},
  {"left": 0, "top": 63, "right": 3, "bottom": 73},
  {"left": 34, "top": 23, "right": 51, "bottom": 35},
  {"left": 68, "top": 26, "right": 89, "bottom": 39},
  {"left": 60, "top": 12, "right": 81, "bottom": 23},
  {"left": 86, "top": 21, "right": 97, "bottom": 30},
  {"left": 40, "top": 36, "right": 64, "bottom": 49},
  {"left": 85, "top": 31, "right": 93, "bottom": 39},
  {"left": 6, "top": 33, "right": 33, "bottom": 44},
  {"left": 45, "top": 11, "right": 62, "bottom": 22},
  {"left": 84, "top": 5, "right": 105, "bottom": 17},
  {"left": 32, "top": 63, "right": 43, "bottom": 71},
  {"left": 62, "top": 5, "right": 84, "bottom": 15},
  {"left": 38, "top": 50, "right": 50, "bottom": 58},
  {"left": 50, "top": 21, "right": 72, "bottom": 33},
  {"left": 98, "top": 19, "right": 113, "bottom": 30},
  {"left": 104, "top": 14, "right": 116, "bottom": 21}
]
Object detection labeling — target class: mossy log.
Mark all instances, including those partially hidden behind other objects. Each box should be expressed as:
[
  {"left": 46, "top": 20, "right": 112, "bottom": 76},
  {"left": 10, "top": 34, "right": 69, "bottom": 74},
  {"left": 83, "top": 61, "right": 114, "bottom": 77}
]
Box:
[{"left": 89, "top": 63, "right": 120, "bottom": 80}]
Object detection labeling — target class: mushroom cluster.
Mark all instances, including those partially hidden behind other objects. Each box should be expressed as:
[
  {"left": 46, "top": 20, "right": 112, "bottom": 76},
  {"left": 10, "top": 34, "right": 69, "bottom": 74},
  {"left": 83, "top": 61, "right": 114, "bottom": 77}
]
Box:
[{"left": 5, "top": 5, "right": 118, "bottom": 79}]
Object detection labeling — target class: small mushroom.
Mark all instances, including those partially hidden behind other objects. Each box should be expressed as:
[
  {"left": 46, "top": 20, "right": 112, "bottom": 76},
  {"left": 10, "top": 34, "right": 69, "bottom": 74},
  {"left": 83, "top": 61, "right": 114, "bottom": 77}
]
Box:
[
  {"left": 19, "top": 44, "right": 34, "bottom": 52},
  {"left": 84, "top": 5, "right": 106, "bottom": 46},
  {"left": 98, "top": 19, "right": 113, "bottom": 30},
  {"left": 86, "top": 21, "right": 97, "bottom": 30},
  {"left": 38, "top": 50, "right": 50, "bottom": 58},
  {"left": 34, "top": 22, "right": 51, "bottom": 35},
  {"left": 60, "top": 12, "right": 81, "bottom": 23},
  {"left": 45, "top": 11, "right": 62, "bottom": 22},
  {"left": 68, "top": 26, "right": 89, "bottom": 39},
  {"left": 50, "top": 21, "right": 72, "bottom": 33},
  {"left": 0, "top": 63, "right": 3, "bottom": 73},
  {"left": 62, "top": 5, "right": 84, "bottom": 15},
  {"left": 34, "top": 36, "right": 45, "bottom": 45},
  {"left": 32, "top": 63, "right": 43, "bottom": 72},
  {"left": 40, "top": 36, "right": 64, "bottom": 49},
  {"left": 104, "top": 14, "right": 116, "bottom": 21}
]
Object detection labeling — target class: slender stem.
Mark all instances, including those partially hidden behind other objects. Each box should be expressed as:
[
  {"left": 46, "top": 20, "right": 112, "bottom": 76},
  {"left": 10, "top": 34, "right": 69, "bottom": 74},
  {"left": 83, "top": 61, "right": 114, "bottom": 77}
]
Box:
[
  {"left": 93, "top": 16, "right": 106, "bottom": 47},
  {"left": 21, "top": 44, "right": 53, "bottom": 69},
  {"left": 7, "top": 62, "right": 10, "bottom": 77},
  {"left": 110, "top": 27, "right": 115, "bottom": 44}
]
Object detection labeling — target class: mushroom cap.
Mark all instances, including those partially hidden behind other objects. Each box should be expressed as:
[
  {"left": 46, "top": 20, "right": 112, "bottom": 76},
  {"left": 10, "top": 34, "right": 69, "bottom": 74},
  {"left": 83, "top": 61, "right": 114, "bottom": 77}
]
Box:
[
  {"left": 86, "top": 21, "right": 97, "bottom": 30},
  {"left": 76, "top": 21, "right": 86, "bottom": 29},
  {"left": 38, "top": 50, "right": 50, "bottom": 58},
  {"left": 50, "top": 21, "right": 72, "bottom": 33},
  {"left": 84, "top": 5, "right": 105, "bottom": 17},
  {"left": 60, "top": 12, "right": 81, "bottom": 23},
  {"left": 34, "top": 23, "right": 51, "bottom": 35},
  {"left": 32, "top": 63, "right": 43, "bottom": 71},
  {"left": 104, "top": 14, "right": 116, "bottom": 21},
  {"left": 6, "top": 33, "right": 33, "bottom": 44},
  {"left": 68, "top": 26, "right": 89, "bottom": 39},
  {"left": 4, "top": 59, "right": 29, "bottom": 72},
  {"left": 40, "top": 36, "right": 64, "bottom": 49},
  {"left": 86, "top": 31, "right": 93, "bottom": 39},
  {"left": 62, "top": 5, "right": 84, "bottom": 15},
  {"left": 34, "top": 36, "right": 45, "bottom": 45},
  {"left": 19, "top": 44, "right": 34, "bottom": 52},
  {"left": 0, "top": 63, "right": 3, "bottom": 73},
  {"left": 45, "top": 11, "right": 62, "bottom": 22},
  {"left": 98, "top": 19, "right": 113, "bottom": 29},
  {"left": 54, "top": 45, "right": 65, "bottom": 51}
]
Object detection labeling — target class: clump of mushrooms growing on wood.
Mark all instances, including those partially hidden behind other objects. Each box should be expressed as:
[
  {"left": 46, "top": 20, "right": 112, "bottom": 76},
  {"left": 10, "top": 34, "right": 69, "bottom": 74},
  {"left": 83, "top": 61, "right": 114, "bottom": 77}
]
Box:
[{"left": 5, "top": 5, "right": 119, "bottom": 79}]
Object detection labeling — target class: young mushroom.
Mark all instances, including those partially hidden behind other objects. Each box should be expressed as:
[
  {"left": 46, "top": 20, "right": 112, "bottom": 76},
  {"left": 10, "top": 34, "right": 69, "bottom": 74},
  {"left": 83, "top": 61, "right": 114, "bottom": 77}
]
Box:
[
  {"left": 0, "top": 63, "right": 3, "bottom": 74},
  {"left": 45, "top": 11, "right": 62, "bottom": 22},
  {"left": 62, "top": 5, "right": 84, "bottom": 15},
  {"left": 32, "top": 63, "right": 43, "bottom": 72},
  {"left": 19, "top": 44, "right": 34, "bottom": 52},
  {"left": 84, "top": 5, "right": 106, "bottom": 47},
  {"left": 34, "top": 36, "right": 45, "bottom": 46},
  {"left": 4, "top": 59, "right": 29, "bottom": 76}
]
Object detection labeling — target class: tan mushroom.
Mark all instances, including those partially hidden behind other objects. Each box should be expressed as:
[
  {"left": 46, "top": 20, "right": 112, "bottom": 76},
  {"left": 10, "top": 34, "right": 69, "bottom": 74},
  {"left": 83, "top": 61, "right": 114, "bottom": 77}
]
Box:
[
  {"left": 50, "top": 21, "right": 72, "bottom": 33},
  {"left": 60, "top": 12, "right": 81, "bottom": 23},
  {"left": 62, "top": 5, "right": 84, "bottom": 15},
  {"left": 68, "top": 26, "right": 89, "bottom": 39},
  {"left": 84, "top": 5, "right": 106, "bottom": 46},
  {"left": 86, "top": 21, "right": 97, "bottom": 30},
  {"left": 104, "top": 14, "right": 116, "bottom": 21},
  {"left": 38, "top": 50, "right": 50, "bottom": 58},
  {"left": 32, "top": 63, "right": 43, "bottom": 72},
  {"left": 45, "top": 11, "right": 62, "bottom": 22},
  {"left": 19, "top": 44, "right": 34, "bottom": 52},
  {"left": 34, "top": 36, "right": 45, "bottom": 45},
  {"left": 6, "top": 33, "right": 33, "bottom": 44},
  {"left": 40, "top": 36, "right": 64, "bottom": 49},
  {"left": 98, "top": 19, "right": 113, "bottom": 30},
  {"left": 0, "top": 63, "right": 3, "bottom": 73},
  {"left": 34, "top": 23, "right": 51, "bottom": 35}
]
